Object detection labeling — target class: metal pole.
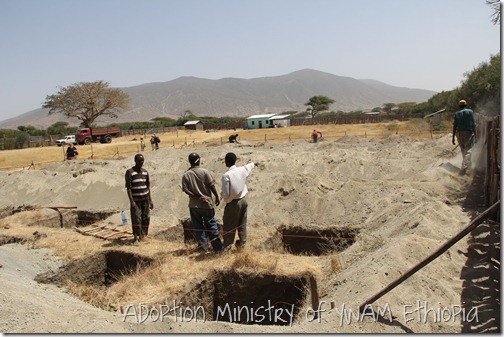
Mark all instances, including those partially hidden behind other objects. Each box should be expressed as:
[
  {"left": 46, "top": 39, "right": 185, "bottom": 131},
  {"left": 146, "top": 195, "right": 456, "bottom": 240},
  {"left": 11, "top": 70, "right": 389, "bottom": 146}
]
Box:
[{"left": 358, "top": 200, "right": 500, "bottom": 312}]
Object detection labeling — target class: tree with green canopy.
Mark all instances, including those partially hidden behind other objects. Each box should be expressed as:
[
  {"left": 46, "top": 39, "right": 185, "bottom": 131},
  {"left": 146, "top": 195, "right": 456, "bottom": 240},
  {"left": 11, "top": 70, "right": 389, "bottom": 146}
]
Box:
[
  {"left": 43, "top": 81, "right": 130, "bottom": 128},
  {"left": 304, "top": 95, "right": 335, "bottom": 118}
]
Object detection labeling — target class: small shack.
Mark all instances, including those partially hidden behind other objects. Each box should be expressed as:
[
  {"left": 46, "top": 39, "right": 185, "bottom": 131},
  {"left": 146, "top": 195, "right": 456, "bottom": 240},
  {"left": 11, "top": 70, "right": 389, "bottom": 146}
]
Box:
[
  {"left": 184, "top": 120, "right": 204, "bottom": 131},
  {"left": 268, "top": 114, "right": 291, "bottom": 127},
  {"left": 246, "top": 114, "right": 276, "bottom": 129}
]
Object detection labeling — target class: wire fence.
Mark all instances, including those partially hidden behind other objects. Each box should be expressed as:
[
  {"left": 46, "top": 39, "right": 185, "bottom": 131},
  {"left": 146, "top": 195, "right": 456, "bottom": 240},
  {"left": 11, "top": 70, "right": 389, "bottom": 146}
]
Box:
[{"left": 0, "top": 128, "right": 450, "bottom": 172}]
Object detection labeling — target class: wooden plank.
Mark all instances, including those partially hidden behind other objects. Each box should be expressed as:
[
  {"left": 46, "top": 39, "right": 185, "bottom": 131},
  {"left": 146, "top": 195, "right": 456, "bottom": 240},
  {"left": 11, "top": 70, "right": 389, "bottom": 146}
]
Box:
[
  {"left": 78, "top": 226, "right": 103, "bottom": 234},
  {"left": 92, "top": 229, "right": 112, "bottom": 236},
  {"left": 103, "top": 231, "right": 130, "bottom": 239},
  {"left": 75, "top": 224, "right": 133, "bottom": 241}
]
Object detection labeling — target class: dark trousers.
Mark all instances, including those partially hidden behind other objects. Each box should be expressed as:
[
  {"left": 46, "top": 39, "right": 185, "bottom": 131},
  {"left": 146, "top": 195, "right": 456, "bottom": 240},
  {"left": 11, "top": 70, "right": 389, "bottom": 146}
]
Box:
[
  {"left": 130, "top": 199, "right": 150, "bottom": 238},
  {"left": 223, "top": 198, "right": 248, "bottom": 248},
  {"left": 189, "top": 208, "right": 223, "bottom": 252}
]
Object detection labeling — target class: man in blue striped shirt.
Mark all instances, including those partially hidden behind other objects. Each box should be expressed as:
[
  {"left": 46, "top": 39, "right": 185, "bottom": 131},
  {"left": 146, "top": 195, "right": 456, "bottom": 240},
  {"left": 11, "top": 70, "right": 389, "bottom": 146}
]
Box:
[{"left": 125, "top": 154, "right": 154, "bottom": 245}]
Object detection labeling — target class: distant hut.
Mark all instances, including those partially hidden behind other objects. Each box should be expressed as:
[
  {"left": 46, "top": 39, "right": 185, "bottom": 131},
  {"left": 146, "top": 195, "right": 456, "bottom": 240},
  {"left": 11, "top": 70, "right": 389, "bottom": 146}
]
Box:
[
  {"left": 268, "top": 114, "right": 291, "bottom": 127},
  {"left": 184, "top": 120, "right": 204, "bottom": 131},
  {"left": 246, "top": 114, "right": 276, "bottom": 129}
]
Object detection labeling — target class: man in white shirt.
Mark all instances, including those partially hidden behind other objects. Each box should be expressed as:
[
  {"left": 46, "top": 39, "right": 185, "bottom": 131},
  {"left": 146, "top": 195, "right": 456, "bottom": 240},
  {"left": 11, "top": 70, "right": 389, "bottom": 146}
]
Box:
[{"left": 221, "top": 152, "right": 254, "bottom": 249}]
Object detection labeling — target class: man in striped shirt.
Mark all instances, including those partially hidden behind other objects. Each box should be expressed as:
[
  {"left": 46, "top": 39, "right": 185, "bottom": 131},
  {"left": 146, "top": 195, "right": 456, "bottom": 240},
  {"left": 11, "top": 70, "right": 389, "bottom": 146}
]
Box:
[{"left": 125, "top": 154, "right": 154, "bottom": 245}]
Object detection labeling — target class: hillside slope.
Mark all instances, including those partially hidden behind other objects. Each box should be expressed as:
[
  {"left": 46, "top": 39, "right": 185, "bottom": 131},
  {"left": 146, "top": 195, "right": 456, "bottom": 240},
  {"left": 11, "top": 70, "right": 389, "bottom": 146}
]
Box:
[{"left": 0, "top": 69, "right": 435, "bottom": 129}]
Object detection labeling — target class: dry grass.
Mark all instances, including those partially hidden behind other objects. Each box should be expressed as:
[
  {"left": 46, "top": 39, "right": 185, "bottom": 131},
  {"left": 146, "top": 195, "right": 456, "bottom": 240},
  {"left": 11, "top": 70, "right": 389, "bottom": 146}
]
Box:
[
  {"left": 229, "top": 249, "right": 279, "bottom": 272},
  {"left": 330, "top": 254, "right": 343, "bottom": 273},
  {"left": 3, "top": 207, "right": 325, "bottom": 310},
  {"left": 0, "top": 120, "right": 444, "bottom": 171}
]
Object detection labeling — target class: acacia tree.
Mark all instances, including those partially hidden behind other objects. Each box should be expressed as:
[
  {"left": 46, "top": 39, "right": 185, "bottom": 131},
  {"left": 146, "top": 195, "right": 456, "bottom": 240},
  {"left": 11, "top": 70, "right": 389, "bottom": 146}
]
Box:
[
  {"left": 43, "top": 81, "right": 130, "bottom": 128},
  {"left": 304, "top": 95, "right": 335, "bottom": 118},
  {"left": 381, "top": 103, "right": 396, "bottom": 114}
]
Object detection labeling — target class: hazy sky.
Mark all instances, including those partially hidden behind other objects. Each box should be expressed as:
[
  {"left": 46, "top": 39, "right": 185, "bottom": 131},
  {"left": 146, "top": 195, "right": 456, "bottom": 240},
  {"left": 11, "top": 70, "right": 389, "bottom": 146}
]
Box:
[{"left": 0, "top": 0, "right": 500, "bottom": 122}]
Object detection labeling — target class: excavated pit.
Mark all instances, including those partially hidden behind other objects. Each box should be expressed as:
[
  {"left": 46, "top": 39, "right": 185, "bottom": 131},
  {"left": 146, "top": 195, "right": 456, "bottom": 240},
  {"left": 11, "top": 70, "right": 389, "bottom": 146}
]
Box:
[
  {"left": 154, "top": 217, "right": 219, "bottom": 245},
  {"left": 0, "top": 231, "right": 46, "bottom": 246},
  {"left": 279, "top": 225, "right": 359, "bottom": 256},
  {"left": 179, "top": 270, "right": 311, "bottom": 325},
  {"left": 35, "top": 250, "right": 154, "bottom": 287},
  {"left": 153, "top": 217, "right": 196, "bottom": 243},
  {"left": 6, "top": 207, "right": 119, "bottom": 228},
  {"left": 74, "top": 209, "right": 118, "bottom": 227},
  {"left": 0, "top": 234, "right": 26, "bottom": 246}
]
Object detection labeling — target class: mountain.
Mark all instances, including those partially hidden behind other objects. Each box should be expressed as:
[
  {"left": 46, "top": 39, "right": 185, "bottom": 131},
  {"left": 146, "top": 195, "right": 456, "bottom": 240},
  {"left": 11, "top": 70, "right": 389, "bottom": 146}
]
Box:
[{"left": 0, "top": 69, "right": 436, "bottom": 129}]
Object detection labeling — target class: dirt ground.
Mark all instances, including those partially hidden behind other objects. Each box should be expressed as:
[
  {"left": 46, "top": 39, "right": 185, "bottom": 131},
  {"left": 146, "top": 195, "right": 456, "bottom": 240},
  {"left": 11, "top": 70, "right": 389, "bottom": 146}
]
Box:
[{"left": 0, "top": 123, "right": 499, "bottom": 333}]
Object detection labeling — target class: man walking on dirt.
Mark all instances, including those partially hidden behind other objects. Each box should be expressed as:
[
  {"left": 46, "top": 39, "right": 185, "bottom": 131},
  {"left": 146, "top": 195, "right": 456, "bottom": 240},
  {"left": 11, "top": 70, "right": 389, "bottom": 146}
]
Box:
[
  {"left": 452, "top": 99, "right": 476, "bottom": 174},
  {"left": 220, "top": 152, "right": 254, "bottom": 250},
  {"left": 125, "top": 154, "right": 154, "bottom": 245},
  {"left": 181, "top": 153, "right": 223, "bottom": 253}
]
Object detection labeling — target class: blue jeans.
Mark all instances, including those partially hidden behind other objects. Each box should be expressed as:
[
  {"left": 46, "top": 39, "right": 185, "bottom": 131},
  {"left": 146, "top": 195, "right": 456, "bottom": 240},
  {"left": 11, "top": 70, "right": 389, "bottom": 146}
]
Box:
[{"left": 189, "top": 208, "right": 223, "bottom": 252}]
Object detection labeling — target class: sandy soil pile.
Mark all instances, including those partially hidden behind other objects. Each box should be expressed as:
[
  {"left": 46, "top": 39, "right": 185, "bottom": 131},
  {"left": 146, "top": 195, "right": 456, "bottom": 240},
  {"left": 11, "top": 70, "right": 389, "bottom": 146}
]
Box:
[{"left": 0, "top": 133, "right": 497, "bottom": 333}]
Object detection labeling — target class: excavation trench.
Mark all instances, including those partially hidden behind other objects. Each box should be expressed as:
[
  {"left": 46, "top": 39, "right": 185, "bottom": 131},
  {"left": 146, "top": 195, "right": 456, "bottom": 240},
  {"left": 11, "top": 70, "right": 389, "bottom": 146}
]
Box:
[
  {"left": 5, "top": 207, "right": 119, "bottom": 228},
  {"left": 178, "top": 270, "right": 312, "bottom": 325},
  {"left": 153, "top": 217, "right": 198, "bottom": 243},
  {"left": 279, "top": 225, "right": 359, "bottom": 255},
  {"left": 35, "top": 250, "right": 154, "bottom": 287}
]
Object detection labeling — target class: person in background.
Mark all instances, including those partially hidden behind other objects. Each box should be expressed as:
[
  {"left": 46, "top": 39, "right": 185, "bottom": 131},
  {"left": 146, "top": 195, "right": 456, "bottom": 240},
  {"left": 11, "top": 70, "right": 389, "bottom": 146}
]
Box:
[
  {"left": 140, "top": 137, "right": 146, "bottom": 151},
  {"left": 452, "top": 99, "right": 476, "bottom": 174},
  {"left": 220, "top": 152, "right": 254, "bottom": 250},
  {"left": 154, "top": 135, "right": 160, "bottom": 150},
  {"left": 150, "top": 135, "right": 156, "bottom": 151},
  {"left": 125, "top": 154, "right": 154, "bottom": 246},
  {"left": 181, "top": 153, "right": 223, "bottom": 253},
  {"left": 312, "top": 129, "right": 322, "bottom": 143},
  {"left": 229, "top": 134, "right": 239, "bottom": 144},
  {"left": 66, "top": 143, "right": 78, "bottom": 160}
]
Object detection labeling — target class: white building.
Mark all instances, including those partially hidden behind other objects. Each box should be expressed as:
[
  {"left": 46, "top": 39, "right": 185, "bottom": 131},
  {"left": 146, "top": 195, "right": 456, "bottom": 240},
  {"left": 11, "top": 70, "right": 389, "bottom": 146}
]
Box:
[
  {"left": 246, "top": 114, "right": 291, "bottom": 129},
  {"left": 268, "top": 114, "right": 291, "bottom": 127}
]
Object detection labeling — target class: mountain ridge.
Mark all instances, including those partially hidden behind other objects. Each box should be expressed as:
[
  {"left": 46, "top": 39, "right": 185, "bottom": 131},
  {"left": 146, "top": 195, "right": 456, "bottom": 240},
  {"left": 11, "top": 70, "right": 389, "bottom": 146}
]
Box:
[{"left": 0, "top": 69, "right": 436, "bottom": 129}]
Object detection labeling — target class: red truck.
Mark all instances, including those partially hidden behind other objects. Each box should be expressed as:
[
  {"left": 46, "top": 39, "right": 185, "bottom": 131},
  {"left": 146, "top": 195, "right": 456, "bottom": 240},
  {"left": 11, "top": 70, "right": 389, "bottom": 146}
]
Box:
[{"left": 75, "top": 127, "right": 121, "bottom": 145}]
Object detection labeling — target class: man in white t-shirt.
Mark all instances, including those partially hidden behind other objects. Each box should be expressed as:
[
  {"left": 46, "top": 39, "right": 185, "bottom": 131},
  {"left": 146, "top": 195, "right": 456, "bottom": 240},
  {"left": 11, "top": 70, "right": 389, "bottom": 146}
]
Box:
[{"left": 220, "top": 152, "right": 254, "bottom": 249}]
